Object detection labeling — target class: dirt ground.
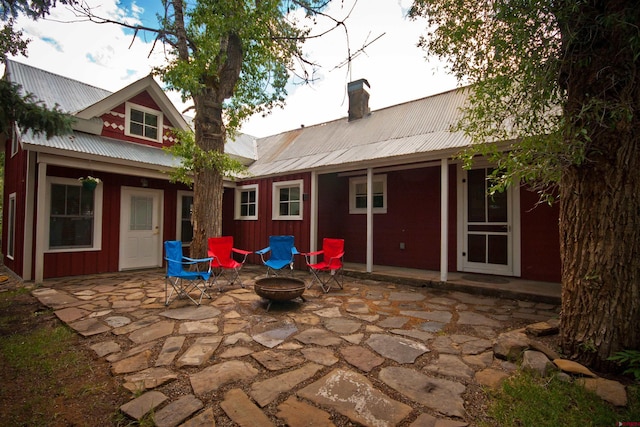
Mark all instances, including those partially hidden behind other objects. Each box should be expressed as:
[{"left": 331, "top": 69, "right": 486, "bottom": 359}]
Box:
[{"left": 0, "top": 267, "right": 131, "bottom": 427}]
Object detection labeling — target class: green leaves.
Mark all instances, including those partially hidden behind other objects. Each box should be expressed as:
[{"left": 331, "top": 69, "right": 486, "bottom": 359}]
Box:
[
  {"left": 163, "top": 128, "right": 247, "bottom": 186},
  {"left": 0, "top": 80, "right": 74, "bottom": 139}
]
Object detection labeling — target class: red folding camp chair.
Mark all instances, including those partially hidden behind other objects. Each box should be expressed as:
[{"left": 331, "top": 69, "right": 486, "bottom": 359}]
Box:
[
  {"left": 207, "top": 236, "right": 252, "bottom": 291},
  {"left": 303, "top": 238, "right": 345, "bottom": 293}
]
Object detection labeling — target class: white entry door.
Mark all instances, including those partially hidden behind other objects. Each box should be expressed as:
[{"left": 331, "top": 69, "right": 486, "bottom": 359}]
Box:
[
  {"left": 119, "top": 187, "right": 163, "bottom": 270},
  {"left": 460, "top": 167, "right": 520, "bottom": 276}
]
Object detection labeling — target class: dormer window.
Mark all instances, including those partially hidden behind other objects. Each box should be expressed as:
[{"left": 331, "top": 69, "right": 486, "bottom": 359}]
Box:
[{"left": 125, "top": 102, "right": 163, "bottom": 143}]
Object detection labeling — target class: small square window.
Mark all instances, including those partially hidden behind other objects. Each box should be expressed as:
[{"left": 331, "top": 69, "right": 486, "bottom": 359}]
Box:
[
  {"left": 235, "top": 185, "right": 258, "bottom": 220},
  {"left": 349, "top": 175, "right": 387, "bottom": 214},
  {"left": 272, "top": 180, "right": 303, "bottom": 220},
  {"left": 125, "top": 103, "right": 163, "bottom": 143}
]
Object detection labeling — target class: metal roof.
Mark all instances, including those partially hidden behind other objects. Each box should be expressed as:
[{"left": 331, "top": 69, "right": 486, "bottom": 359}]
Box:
[
  {"left": 6, "top": 60, "right": 113, "bottom": 113},
  {"left": 249, "top": 87, "right": 472, "bottom": 177},
  {"left": 6, "top": 60, "right": 472, "bottom": 178},
  {"left": 23, "top": 130, "right": 181, "bottom": 169},
  {"left": 5, "top": 60, "right": 257, "bottom": 171}
]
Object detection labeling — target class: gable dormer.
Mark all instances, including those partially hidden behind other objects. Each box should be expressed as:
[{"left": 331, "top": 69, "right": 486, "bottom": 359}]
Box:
[{"left": 74, "top": 74, "right": 188, "bottom": 147}]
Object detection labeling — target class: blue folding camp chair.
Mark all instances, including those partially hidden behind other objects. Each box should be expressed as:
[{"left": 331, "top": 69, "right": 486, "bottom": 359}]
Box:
[
  {"left": 164, "top": 240, "right": 213, "bottom": 306},
  {"left": 256, "top": 235, "right": 300, "bottom": 276}
]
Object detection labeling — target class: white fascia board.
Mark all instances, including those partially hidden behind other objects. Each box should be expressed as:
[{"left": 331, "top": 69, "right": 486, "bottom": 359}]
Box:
[{"left": 74, "top": 75, "right": 189, "bottom": 131}]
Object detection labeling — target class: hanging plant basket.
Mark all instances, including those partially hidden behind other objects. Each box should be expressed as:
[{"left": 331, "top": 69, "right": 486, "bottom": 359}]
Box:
[{"left": 79, "top": 176, "right": 101, "bottom": 190}]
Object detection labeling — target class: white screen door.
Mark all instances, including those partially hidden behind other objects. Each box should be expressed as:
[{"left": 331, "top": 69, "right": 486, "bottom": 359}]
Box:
[{"left": 462, "top": 168, "right": 515, "bottom": 275}]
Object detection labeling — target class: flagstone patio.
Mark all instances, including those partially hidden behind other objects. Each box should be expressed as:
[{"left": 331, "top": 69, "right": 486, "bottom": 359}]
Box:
[{"left": 33, "top": 265, "right": 560, "bottom": 427}]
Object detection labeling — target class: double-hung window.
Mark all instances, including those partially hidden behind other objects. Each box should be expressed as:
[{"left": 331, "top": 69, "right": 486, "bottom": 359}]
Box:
[
  {"left": 235, "top": 184, "right": 258, "bottom": 220},
  {"left": 47, "top": 177, "right": 103, "bottom": 251},
  {"left": 272, "top": 180, "right": 303, "bottom": 220},
  {"left": 349, "top": 175, "right": 387, "bottom": 214},
  {"left": 125, "top": 102, "right": 162, "bottom": 143}
]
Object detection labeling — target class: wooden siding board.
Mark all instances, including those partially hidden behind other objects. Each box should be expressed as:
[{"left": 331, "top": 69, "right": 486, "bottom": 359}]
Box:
[{"left": 520, "top": 187, "right": 561, "bottom": 282}]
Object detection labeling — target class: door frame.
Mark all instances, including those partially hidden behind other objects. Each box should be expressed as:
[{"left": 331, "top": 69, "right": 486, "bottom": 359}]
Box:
[
  {"left": 456, "top": 163, "right": 521, "bottom": 276},
  {"left": 119, "top": 186, "right": 164, "bottom": 271}
]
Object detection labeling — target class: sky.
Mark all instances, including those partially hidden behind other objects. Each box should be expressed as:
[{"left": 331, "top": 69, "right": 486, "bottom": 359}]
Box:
[{"left": 9, "top": 0, "right": 459, "bottom": 138}]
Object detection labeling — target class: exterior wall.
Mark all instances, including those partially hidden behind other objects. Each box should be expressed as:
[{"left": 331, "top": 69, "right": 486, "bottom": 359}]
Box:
[
  {"left": 39, "top": 166, "right": 189, "bottom": 279},
  {"left": 519, "top": 187, "right": 561, "bottom": 282},
  {"left": 231, "top": 172, "right": 312, "bottom": 270},
  {"left": 100, "top": 92, "right": 177, "bottom": 147},
  {"left": 317, "top": 165, "right": 457, "bottom": 271},
  {"left": 2, "top": 135, "right": 29, "bottom": 277}
]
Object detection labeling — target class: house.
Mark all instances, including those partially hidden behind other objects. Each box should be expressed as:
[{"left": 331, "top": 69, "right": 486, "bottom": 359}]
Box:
[{"left": 2, "top": 61, "right": 561, "bottom": 284}]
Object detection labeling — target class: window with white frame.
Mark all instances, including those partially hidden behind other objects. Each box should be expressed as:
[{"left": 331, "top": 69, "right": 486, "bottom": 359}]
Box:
[
  {"left": 272, "top": 179, "right": 303, "bottom": 220},
  {"left": 125, "top": 102, "right": 162, "bottom": 143},
  {"left": 177, "top": 192, "right": 194, "bottom": 243},
  {"left": 235, "top": 184, "right": 258, "bottom": 220},
  {"left": 47, "top": 177, "right": 103, "bottom": 251},
  {"left": 349, "top": 175, "right": 387, "bottom": 214},
  {"left": 11, "top": 125, "right": 19, "bottom": 157},
  {"left": 7, "top": 193, "right": 16, "bottom": 259}
]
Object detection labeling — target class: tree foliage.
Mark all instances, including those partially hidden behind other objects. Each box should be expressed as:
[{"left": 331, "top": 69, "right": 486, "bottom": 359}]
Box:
[
  {"left": 1, "top": 0, "right": 75, "bottom": 137},
  {"left": 410, "top": 0, "right": 640, "bottom": 370}
]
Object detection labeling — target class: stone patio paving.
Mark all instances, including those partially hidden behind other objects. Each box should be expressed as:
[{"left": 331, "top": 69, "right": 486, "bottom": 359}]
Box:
[{"left": 33, "top": 265, "right": 560, "bottom": 427}]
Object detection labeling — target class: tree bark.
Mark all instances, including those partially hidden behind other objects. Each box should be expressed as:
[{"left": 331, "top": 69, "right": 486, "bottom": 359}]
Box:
[
  {"left": 558, "top": 0, "right": 640, "bottom": 369},
  {"left": 189, "top": 32, "right": 243, "bottom": 259}
]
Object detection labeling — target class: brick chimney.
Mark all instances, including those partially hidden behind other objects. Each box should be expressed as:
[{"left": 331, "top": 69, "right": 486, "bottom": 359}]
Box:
[{"left": 348, "top": 79, "right": 371, "bottom": 121}]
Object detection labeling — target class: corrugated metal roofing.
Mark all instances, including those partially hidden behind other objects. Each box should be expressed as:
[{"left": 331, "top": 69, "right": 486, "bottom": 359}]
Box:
[
  {"left": 6, "top": 60, "right": 113, "bottom": 113},
  {"left": 23, "top": 130, "right": 181, "bottom": 168},
  {"left": 249, "top": 88, "right": 472, "bottom": 176},
  {"left": 5, "top": 60, "right": 257, "bottom": 169}
]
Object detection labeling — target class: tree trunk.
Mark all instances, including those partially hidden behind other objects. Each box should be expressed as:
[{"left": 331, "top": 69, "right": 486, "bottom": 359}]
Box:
[
  {"left": 188, "top": 32, "right": 243, "bottom": 259},
  {"left": 558, "top": 0, "right": 640, "bottom": 369}
]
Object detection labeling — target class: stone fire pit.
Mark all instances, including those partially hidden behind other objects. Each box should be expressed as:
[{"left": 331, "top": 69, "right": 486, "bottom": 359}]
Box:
[{"left": 254, "top": 277, "right": 306, "bottom": 310}]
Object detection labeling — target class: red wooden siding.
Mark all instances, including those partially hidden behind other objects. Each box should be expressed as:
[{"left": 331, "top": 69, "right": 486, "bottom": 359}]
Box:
[
  {"left": 40, "top": 166, "right": 189, "bottom": 279},
  {"left": 519, "top": 187, "right": 561, "bottom": 282},
  {"left": 317, "top": 166, "right": 449, "bottom": 270},
  {"left": 230, "top": 172, "right": 312, "bottom": 270},
  {"left": 2, "top": 137, "right": 29, "bottom": 277},
  {"left": 100, "top": 91, "right": 178, "bottom": 147}
]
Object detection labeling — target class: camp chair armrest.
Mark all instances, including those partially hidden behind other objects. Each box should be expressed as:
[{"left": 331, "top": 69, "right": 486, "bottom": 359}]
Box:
[
  {"left": 232, "top": 248, "right": 252, "bottom": 256},
  {"left": 292, "top": 246, "right": 300, "bottom": 255},
  {"left": 184, "top": 256, "right": 214, "bottom": 263},
  {"left": 255, "top": 247, "right": 271, "bottom": 255}
]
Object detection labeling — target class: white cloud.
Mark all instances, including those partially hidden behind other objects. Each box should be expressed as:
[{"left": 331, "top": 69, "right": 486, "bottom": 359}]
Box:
[{"left": 9, "top": 0, "right": 459, "bottom": 138}]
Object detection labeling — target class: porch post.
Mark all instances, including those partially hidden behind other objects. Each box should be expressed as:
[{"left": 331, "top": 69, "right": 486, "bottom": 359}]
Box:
[
  {"left": 35, "top": 161, "right": 47, "bottom": 283},
  {"left": 440, "top": 158, "right": 449, "bottom": 282},
  {"left": 366, "top": 167, "right": 373, "bottom": 272},
  {"left": 309, "top": 171, "right": 318, "bottom": 256}
]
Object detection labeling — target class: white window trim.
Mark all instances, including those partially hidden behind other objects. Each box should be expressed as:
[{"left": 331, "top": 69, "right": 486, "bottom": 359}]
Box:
[
  {"left": 45, "top": 176, "right": 103, "bottom": 253},
  {"left": 11, "top": 124, "right": 19, "bottom": 157},
  {"left": 125, "top": 102, "right": 163, "bottom": 143},
  {"left": 349, "top": 175, "right": 387, "bottom": 214},
  {"left": 176, "top": 190, "right": 194, "bottom": 243},
  {"left": 272, "top": 179, "right": 303, "bottom": 220},
  {"left": 235, "top": 184, "right": 258, "bottom": 220},
  {"left": 7, "top": 193, "right": 16, "bottom": 260}
]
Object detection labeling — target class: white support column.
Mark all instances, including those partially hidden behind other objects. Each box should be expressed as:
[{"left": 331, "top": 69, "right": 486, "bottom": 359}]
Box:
[
  {"left": 309, "top": 171, "right": 318, "bottom": 257},
  {"left": 35, "top": 161, "right": 47, "bottom": 283},
  {"left": 366, "top": 168, "right": 373, "bottom": 272},
  {"left": 440, "top": 158, "right": 449, "bottom": 282}
]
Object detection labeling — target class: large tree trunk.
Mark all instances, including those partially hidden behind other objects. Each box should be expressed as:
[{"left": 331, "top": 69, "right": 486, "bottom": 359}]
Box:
[
  {"left": 558, "top": 0, "right": 640, "bottom": 369},
  {"left": 188, "top": 32, "right": 243, "bottom": 259}
]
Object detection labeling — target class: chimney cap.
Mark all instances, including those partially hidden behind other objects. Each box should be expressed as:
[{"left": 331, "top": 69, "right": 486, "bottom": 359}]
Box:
[{"left": 348, "top": 79, "right": 370, "bottom": 92}]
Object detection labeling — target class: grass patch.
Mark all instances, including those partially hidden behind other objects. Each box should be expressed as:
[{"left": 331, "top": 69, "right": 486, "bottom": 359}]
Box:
[
  {"left": 0, "top": 286, "right": 129, "bottom": 426},
  {"left": 482, "top": 370, "right": 640, "bottom": 427}
]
